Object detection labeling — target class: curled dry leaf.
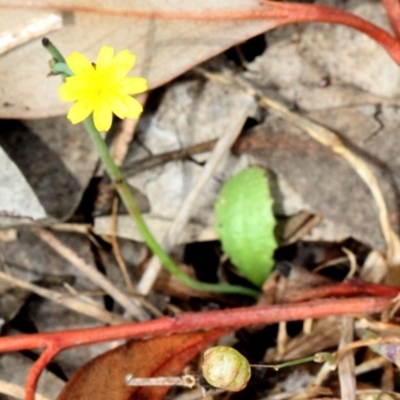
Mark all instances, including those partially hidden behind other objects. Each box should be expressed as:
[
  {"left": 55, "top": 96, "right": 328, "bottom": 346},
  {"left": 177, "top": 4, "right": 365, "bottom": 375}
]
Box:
[{"left": 57, "top": 330, "right": 227, "bottom": 400}]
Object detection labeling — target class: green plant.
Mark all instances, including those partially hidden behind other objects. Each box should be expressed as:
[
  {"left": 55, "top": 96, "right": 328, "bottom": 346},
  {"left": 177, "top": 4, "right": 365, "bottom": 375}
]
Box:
[{"left": 215, "top": 167, "right": 277, "bottom": 286}]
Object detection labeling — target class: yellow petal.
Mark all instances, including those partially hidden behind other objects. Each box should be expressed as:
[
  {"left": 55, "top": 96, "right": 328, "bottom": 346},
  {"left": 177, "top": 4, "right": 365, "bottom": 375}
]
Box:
[
  {"left": 93, "top": 101, "right": 113, "bottom": 132},
  {"left": 96, "top": 46, "right": 114, "bottom": 71},
  {"left": 67, "top": 98, "right": 94, "bottom": 124},
  {"left": 113, "top": 49, "right": 135, "bottom": 70},
  {"left": 59, "top": 82, "right": 76, "bottom": 102},
  {"left": 66, "top": 52, "right": 94, "bottom": 76},
  {"left": 60, "top": 47, "right": 146, "bottom": 130},
  {"left": 123, "top": 95, "right": 143, "bottom": 119},
  {"left": 120, "top": 77, "right": 147, "bottom": 95},
  {"left": 96, "top": 68, "right": 116, "bottom": 89},
  {"left": 58, "top": 76, "right": 93, "bottom": 101},
  {"left": 106, "top": 92, "right": 128, "bottom": 119},
  {"left": 108, "top": 49, "right": 136, "bottom": 81}
]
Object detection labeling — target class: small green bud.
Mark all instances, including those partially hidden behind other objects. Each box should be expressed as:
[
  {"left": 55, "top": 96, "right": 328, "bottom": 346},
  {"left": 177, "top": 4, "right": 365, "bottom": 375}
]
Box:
[{"left": 201, "top": 346, "right": 251, "bottom": 392}]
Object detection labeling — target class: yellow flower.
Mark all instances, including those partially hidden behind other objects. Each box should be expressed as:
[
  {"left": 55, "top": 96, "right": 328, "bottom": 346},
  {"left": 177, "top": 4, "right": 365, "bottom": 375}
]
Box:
[{"left": 58, "top": 46, "right": 147, "bottom": 132}]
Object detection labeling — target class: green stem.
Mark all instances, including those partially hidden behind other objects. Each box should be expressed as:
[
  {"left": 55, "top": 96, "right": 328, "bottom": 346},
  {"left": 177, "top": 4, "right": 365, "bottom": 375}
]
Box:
[
  {"left": 84, "top": 117, "right": 259, "bottom": 297},
  {"left": 252, "top": 352, "right": 335, "bottom": 371},
  {"left": 42, "top": 37, "right": 65, "bottom": 63}
]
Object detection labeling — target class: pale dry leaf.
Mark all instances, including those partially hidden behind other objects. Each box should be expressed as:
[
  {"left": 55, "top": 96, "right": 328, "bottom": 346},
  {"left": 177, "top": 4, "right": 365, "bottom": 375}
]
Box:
[
  {"left": 22, "top": 117, "right": 98, "bottom": 219},
  {"left": 238, "top": 1, "right": 400, "bottom": 253},
  {"left": 0, "top": 9, "right": 62, "bottom": 55},
  {"left": 0, "top": 0, "right": 281, "bottom": 119},
  {"left": 0, "top": 118, "right": 98, "bottom": 227},
  {"left": 245, "top": 117, "right": 388, "bottom": 251},
  {"left": 0, "top": 145, "right": 47, "bottom": 227},
  {"left": 245, "top": 0, "right": 400, "bottom": 101}
]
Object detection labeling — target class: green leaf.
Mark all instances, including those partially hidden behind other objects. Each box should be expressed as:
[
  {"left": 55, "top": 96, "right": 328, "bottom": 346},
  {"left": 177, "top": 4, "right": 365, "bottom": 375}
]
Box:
[{"left": 215, "top": 167, "right": 277, "bottom": 287}]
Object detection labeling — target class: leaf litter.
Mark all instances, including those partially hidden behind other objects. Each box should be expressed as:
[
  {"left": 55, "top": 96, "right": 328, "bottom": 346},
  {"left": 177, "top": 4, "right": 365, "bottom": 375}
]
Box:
[{"left": 2, "top": 0, "right": 400, "bottom": 399}]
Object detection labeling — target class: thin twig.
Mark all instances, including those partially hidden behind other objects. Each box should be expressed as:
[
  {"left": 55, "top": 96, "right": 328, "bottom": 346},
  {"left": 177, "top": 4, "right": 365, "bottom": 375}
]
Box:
[
  {"left": 47, "top": 222, "right": 91, "bottom": 234},
  {"left": 354, "top": 356, "right": 387, "bottom": 376},
  {"left": 122, "top": 139, "right": 217, "bottom": 177},
  {"left": 283, "top": 214, "right": 323, "bottom": 245},
  {"left": 338, "top": 316, "right": 356, "bottom": 400},
  {"left": 33, "top": 227, "right": 149, "bottom": 321},
  {"left": 0, "top": 271, "right": 127, "bottom": 325},
  {"left": 336, "top": 336, "right": 400, "bottom": 363},
  {"left": 110, "top": 197, "right": 134, "bottom": 292},
  {"left": 111, "top": 117, "right": 140, "bottom": 167},
  {"left": 0, "top": 380, "right": 52, "bottom": 400},
  {"left": 125, "top": 373, "right": 197, "bottom": 388}
]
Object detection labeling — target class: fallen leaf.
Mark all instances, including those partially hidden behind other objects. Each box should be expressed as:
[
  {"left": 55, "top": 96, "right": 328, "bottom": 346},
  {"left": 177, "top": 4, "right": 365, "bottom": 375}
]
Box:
[
  {"left": 0, "top": 0, "right": 280, "bottom": 119},
  {"left": 0, "top": 118, "right": 98, "bottom": 226},
  {"left": 0, "top": 144, "right": 47, "bottom": 227},
  {"left": 245, "top": 0, "right": 400, "bottom": 100},
  {"left": 240, "top": 120, "right": 388, "bottom": 251},
  {"left": 22, "top": 118, "right": 98, "bottom": 219},
  {"left": 237, "top": 1, "right": 400, "bottom": 251},
  {"left": 57, "top": 330, "right": 227, "bottom": 400}
]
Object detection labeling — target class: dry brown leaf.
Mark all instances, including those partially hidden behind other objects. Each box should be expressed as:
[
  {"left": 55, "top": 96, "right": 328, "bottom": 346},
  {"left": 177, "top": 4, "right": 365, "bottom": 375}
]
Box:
[{"left": 57, "top": 330, "right": 227, "bottom": 400}]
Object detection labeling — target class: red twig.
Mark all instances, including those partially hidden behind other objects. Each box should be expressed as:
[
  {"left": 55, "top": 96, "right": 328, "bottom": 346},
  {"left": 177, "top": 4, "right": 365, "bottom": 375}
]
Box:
[
  {"left": 2, "top": 1, "right": 400, "bottom": 65},
  {"left": 285, "top": 280, "right": 400, "bottom": 302},
  {"left": 381, "top": 0, "right": 400, "bottom": 40},
  {"left": 26, "top": 346, "right": 61, "bottom": 400},
  {"left": 0, "top": 296, "right": 393, "bottom": 400},
  {"left": 1, "top": 2, "right": 399, "bottom": 399},
  {"left": 259, "top": 0, "right": 400, "bottom": 64}
]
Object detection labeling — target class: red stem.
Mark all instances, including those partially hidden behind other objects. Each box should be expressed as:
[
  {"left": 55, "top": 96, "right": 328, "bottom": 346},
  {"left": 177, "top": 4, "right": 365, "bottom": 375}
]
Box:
[
  {"left": 258, "top": 0, "right": 400, "bottom": 65},
  {"left": 286, "top": 280, "right": 400, "bottom": 302},
  {"left": 26, "top": 346, "right": 61, "bottom": 400},
  {"left": 3, "top": 1, "right": 400, "bottom": 65},
  {"left": 0, "top": 297, "right": 390, "bottom": 354},
  {"left": 381, "top": 0, "right": 400, "bottom": 40},
  {"left": 0, "top": 296, "right": 392, "bottom": 399}
]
